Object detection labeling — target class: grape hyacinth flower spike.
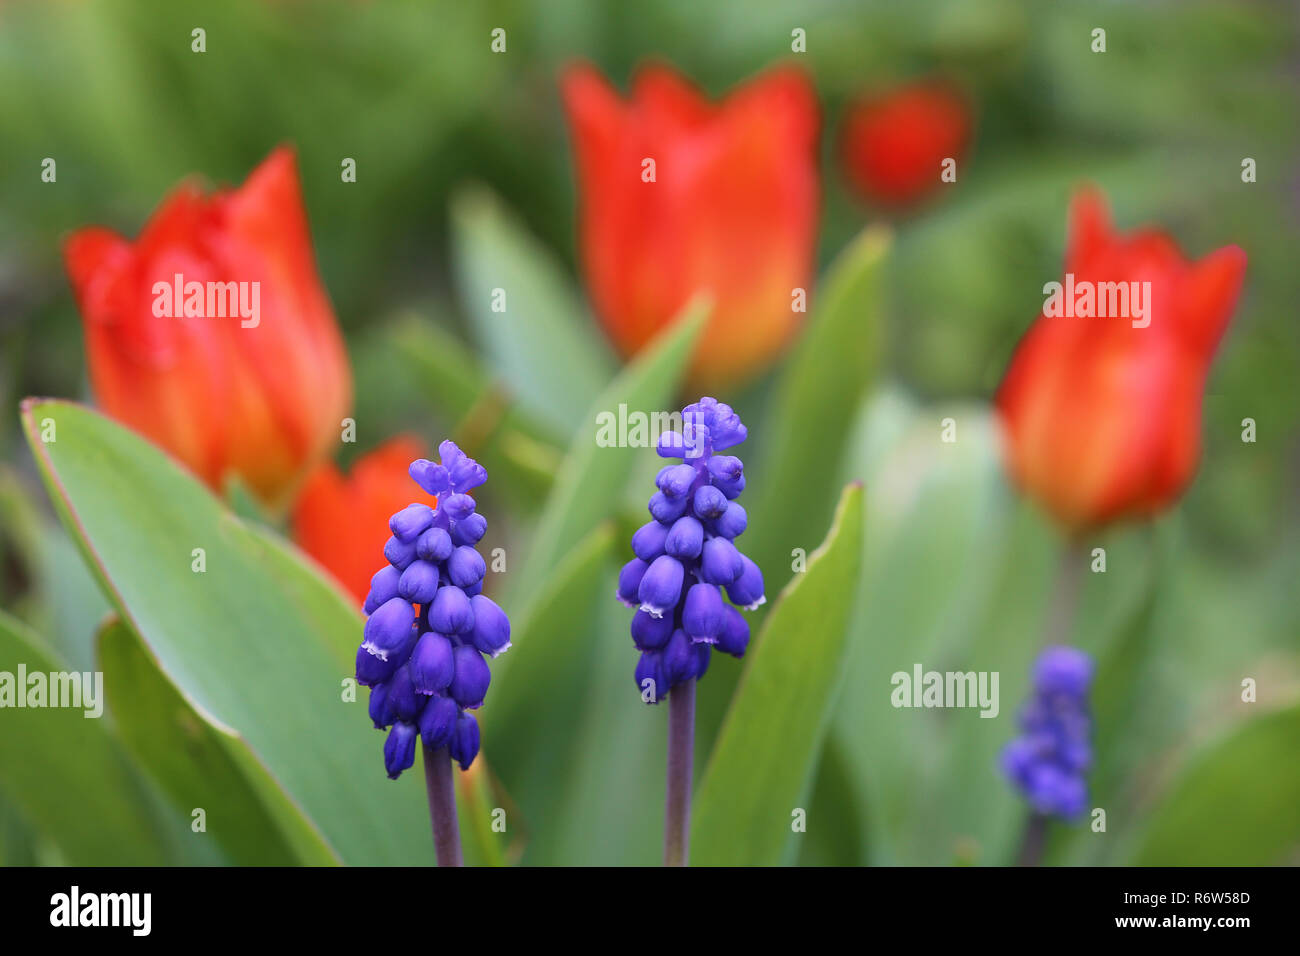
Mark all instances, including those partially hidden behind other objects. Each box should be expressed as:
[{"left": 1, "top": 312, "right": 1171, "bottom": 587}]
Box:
[
  {"left": 1001, "top": 645, "right": 1094, "bottom": 863},
  {"left": 355, "top": 440, "right": 509, "bottom": 866},
  {"left": 619, "top": 397, "right": 765, "bottom": 866}
]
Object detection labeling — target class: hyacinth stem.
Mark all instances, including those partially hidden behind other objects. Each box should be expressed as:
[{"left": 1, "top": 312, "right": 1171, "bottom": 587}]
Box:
[
  {"left": 664, "top": 677, "right": 696, "bottom": 867},
  {"left": 1016, "top": 539, "right": 1089, "bottom": 866},
  {"left": 424, "top": 745, "right": 463, "bottom": 867},
  {"left": 1015, "top": 813, "right": 1049, "bottom": 867}
]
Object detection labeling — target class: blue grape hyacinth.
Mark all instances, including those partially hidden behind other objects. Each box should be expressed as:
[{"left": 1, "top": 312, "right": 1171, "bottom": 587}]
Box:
[
  {"left": 1001, "top": 645, "right": 1094, "bottom": 818},
  {"left": 357, "top": 440, "right": 508, "bottom": 779},
  {"left": 618, "top": 398, "right": 765, "bottom": 703}
]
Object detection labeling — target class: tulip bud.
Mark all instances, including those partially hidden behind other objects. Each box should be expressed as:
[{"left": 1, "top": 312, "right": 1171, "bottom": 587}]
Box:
[
  {"left": 995, "top": 188, "right": 1247, "bottom": 530},
  {"left": 562, "top": 63, "right": 819, "bottom": 388},
  {"left": 64, "top": 146, "right": 351, "bottom": 507}
]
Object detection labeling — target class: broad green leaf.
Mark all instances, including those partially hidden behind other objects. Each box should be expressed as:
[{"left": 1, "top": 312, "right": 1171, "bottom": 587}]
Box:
[
  {"left": 97, "top": 615, "right": 336, "bottom": 865},
  {"left": 691, "top": 482, "right": 864, "bottom": 866},
  {"left": 746, "top": 226, "right": 890, "bottom": 600},
  {"left": 0, "top": 609, "right": 174, "bottom": 864},
  {"left": 1132, "top": 705, "right": 1300, "bottom": 865},
  {"left": 451, "top": 185, "right": 616, "bottom": 431},
  {"left": 507, "top": 301, "right": 707, "bottom": 614},
  {"left": 21, "top": 398, "right": 431, "bottom": 864},
  {"left": 695, "top": 229, "right": 889, "bottom": 750},
  {"left": 478, "top": 524, "right": 614, "bottom": 861}
]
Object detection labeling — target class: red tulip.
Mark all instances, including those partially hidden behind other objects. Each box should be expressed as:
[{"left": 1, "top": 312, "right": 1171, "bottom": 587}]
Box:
[
  {"left": 64, "top": 146, "right": 351, "bottom": 507},
  {"left": 562, "top": 62, "right": 819, "bottom": 388},
  {"left": 995, "top": 188, "right": 1247, "bottom": 531},
  {"left": 292, "top": 436, "right": 435, "bottom": 605},
  {"left": 840, "top": 79, "right": 971, "bottom": 208}
]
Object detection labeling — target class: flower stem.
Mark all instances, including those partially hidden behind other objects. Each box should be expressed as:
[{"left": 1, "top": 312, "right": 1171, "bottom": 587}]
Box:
[
  {"left": 1014, "top": 539, "right": 1089, "bottom": 866},
  {"left": 664, "top": 677, "right": 696, "bottom": 867},
  {"left": 423, "top": 744, "right": 463, "bottom": 867},
  {"left": 1015, "top": 813, "right": 1049, "bottom": 866}
]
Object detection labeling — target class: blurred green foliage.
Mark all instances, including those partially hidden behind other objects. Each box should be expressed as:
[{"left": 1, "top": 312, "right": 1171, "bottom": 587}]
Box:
[{"left": 0, "top": 0, "right": 1297, "bottom": 866}]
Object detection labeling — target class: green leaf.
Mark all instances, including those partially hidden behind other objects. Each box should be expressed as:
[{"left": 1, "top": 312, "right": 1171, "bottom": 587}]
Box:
[
  {"left": 20, "top": 398, "right": 433, "bottom": 864},
  {"left": 0, "top": 609, "right": 175, "bottom": 864},
  {"left": 506, "top": 301, "right": 708, "bottom": 614},
  {"left": 382, "top": 314, "right": 563, "bottom": 505},
  {"left": 1132, "top": 705, "right": 1300, "bottom": 865},
  {"left": 451, "top": 185, "right": 617, "bottom": 431},
  {"left": 96, "top": 615, "right": 336, "bottom": 865},
  {"left": 746, "top": 226, "right": 889, "bottom": 600},
  {"left": 691, "top": 482, "right": 865, "bottom": 866},
  {"left": 477, "top": 524, "right": 615, "bottom": 861}
]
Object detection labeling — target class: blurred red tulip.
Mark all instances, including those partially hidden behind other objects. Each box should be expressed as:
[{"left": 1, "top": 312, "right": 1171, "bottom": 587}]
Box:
[
  {"left": 64, "top": 146, "right": 351, "bottom": 507},
  {"left": 292, "top": 436, "right": 434, "bottom": 605},
  {"left": 840, "top": 79, "right": 971, "bottom": 208},
  {"left": 562, "top": 61, "right": 819, "bottom": 389},
  {"left": 995, "top": 188, "right": 1247, "bottom": 531}
]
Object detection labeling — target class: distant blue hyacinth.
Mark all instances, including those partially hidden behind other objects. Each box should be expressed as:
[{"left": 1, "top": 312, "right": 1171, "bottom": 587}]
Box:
[
  {"left": 1001, "top": 645, "right": 1094, "bottom": 819},
  {"left": 357, "top": 441, "right": 508, "bottom": 779},
  {"left": 618, "top": 398, "right": 764, "bottom": 703}
]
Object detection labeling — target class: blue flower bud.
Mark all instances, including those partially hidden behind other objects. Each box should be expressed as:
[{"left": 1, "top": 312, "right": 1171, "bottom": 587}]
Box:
[
  {"left": 714, "top": 501, "right": 748, "bottom": 539},
  {"left": 418, "top": 695, "right": 459, "bottom": 750},
  {"left": 648, "top": 491, "right": 689, "bottom": 523},
  {"left": 409, "top": 459, "right": 450, "bottom": 496},
  {"left": 692, "top": 484, "right": 728, "bottom": 520},
  {"left": 700, "top": 536, "right": 744, "bottom": 585},
  {"left": 450, "top": 712, "right": 481, "bottom": 770},
  {"left": 463, "top": 579, "right": 483, "bottom": 598},
  {"left": 448, "top": 456, "right": 488, "bottom": 494},
  {"left": 714, "top": 474, "right": 745, "bottom": 500},
  {"left": 390, "top": 503, "right": 435, "bottom": 543},
  {"left": 384, "top": 721, "right": 419, "bottom": 779},
  {"left": 369, "top": 683, "right": 393, "bottom": 729},
  {"left": 631, "top": 608, "right": 674, "bottom": 650},
  {"left": 682, "top": 582, "right": 725, "bottom": 643},
  {"left": 451, "top": 512, "right": 487, "bottom": 546},
  {"left": 635, "top": 651, "right": 666, "bottom": 703},
  {"left": 664, "top": 516, "right": 704, "bottom": 559},
  {"left": 631, "top": 520, "right": 670, "bottom": 561},
  {"left": 386, "top": 664, "right": 425, "bottom": 723},
  {"left": 416, "top": 526, "right": 454, "bottom": 563},
  {"left": 715, "top": 604, "right": 750, "bottom": 657},
  {"left": 726, "top": 554, "right": 766, "bottom": 610},
  {"left": 638, "top": 555, "right": 685, "bottom": 618},
  {"left": 468, "top": 594, "right": 511, "bottom": 657},
  {"left": 398, "top": 559, "right": 440, "bottom": 604},
  {"left": 617, "top": 558, "right": 649, "bottom": 607},
  {"left": 441, "top": 493, "right": 476, "bottom": 521},
  {"left": 663, "top": 629, "right": 695, "bottom": 687},
  {"left": 449, "top": 644, "right": 490, "bottom": 709},
  {"left": 656, "top": 463, "right": 697, "bottom": 498},
  {"left": 1034, "top": 646, "right": 1094, "bottom": 698},
  {"left": 409, "top": 632, "right": 455, "bottom": 695},
  {"left": 706, "top": 455, "right": 743, "bottom": 484},
  {"left": 383, "top": 535, "right": 417, "bottom": 570},
  {"left": 357, "top": 639, "right": 401, "bottom": 687},
  {"left": 429, "top": 585, "right": 474, "bottom": 634},
  {"left": 363, "top": 598, "right": 416, "bottom": 655},
  {"left": 656, "top": 430, "right": 686, "bottom": 459},
  {"left": 447, "top": 545, "right": 486, "bottom": 589},
  {"left": 691, "top": 642, "right": 712, "bottom": 681},
  {"left": 367, "top": 565, "right": 402, "bottom": 609}
]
